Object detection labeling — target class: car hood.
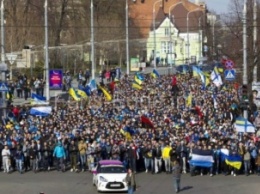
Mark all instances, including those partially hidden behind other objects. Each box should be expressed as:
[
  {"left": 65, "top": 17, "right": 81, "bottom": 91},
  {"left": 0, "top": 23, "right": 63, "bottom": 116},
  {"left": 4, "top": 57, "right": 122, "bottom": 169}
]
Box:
[{"left": 98, "top": 173, "right": 127, "bottom": 182}]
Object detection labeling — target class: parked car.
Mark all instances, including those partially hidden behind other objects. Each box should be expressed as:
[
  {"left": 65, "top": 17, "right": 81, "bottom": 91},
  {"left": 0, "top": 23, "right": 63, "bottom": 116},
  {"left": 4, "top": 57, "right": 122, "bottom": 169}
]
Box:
[{"left": 92, "top": 160, "right": 128, "bottom": 193}]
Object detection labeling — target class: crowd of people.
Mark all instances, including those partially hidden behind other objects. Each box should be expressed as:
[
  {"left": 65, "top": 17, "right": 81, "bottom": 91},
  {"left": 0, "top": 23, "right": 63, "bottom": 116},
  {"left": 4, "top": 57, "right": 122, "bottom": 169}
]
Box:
[{"left": 1, "top": 67, "right": 260, "bottom": 179}]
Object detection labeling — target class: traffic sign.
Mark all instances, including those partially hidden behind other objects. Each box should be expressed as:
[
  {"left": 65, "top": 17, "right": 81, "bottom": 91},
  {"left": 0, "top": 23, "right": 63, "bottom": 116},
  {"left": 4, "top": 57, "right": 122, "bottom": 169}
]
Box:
[
  {"left": 6, "top": 53, "right": 17, "bottom": 65},
  {"left": 0, "top": 83, "right": 8, "bottom": 91},
  {"left": 225, "top": 60, "right": 235, "bottom": 69},
  {"left": 224, "top": 69, "right": 236, "bottom": 81}
]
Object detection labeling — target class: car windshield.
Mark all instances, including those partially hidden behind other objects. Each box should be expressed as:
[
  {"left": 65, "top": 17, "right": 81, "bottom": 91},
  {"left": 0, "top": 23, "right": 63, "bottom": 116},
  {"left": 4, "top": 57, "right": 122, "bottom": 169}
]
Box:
[{"left": 100, "top": 166, "right": 126, "bottom": 173}]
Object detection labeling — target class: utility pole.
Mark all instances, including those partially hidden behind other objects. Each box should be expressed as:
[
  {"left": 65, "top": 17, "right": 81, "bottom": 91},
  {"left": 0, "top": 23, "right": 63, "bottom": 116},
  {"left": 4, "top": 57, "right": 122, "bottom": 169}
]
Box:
[
  {"left": 1, "top": 0, "right": 6, "bottom": 117},
  {"left": 243, "top": 0, "right": 248, "bottom": 119},
  {"left": 91, "top": 0, "right": 95, "bottom": 79},
  {"left": 253, "top": 0, "right": 258, "bottom": 83},
  {"left": 126, "top": 0, "right": 129, "bottom": 75},
  {"left": 44, "top": 0, "right": 50, "bottom": 102}
]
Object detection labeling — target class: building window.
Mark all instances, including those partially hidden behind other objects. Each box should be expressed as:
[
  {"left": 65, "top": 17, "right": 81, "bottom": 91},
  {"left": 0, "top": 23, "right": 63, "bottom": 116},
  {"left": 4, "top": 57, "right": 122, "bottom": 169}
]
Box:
[
  {"left": 165, "top": 28, "right": 170, "bottom": 36},
  {"left": 161, "top": 41, "right": 172, "bottom": 54}
]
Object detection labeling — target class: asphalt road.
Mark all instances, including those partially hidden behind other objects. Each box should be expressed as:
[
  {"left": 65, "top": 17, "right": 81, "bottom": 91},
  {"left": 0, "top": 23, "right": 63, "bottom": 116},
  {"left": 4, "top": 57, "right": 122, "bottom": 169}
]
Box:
[{"left": 0, "top": 171, "right": 259, "bottom": 194}]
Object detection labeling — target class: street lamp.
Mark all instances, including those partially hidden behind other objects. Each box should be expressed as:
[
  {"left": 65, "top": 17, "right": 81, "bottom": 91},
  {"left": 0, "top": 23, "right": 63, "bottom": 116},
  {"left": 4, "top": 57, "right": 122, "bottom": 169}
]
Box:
[
  {"left": 126, "top": 0, "right": 129, "bottom": 75},
  {"left": 90, "top": 0, "right": 95, "bottom": 79},
  {"left": 0, "top": 0, "right": 6, "bottom": 116},
  {"left": 186, "top": 8, "right": 203, "bottom": 63},
  {"left": 153, "top": 0, "right": 162, "bottom": 69},
  {"left": 44, "top": 0, "right": 50, "bottom": 102},
  {"left": 168, "top": 1, "right": 183, "bottom": 69}
]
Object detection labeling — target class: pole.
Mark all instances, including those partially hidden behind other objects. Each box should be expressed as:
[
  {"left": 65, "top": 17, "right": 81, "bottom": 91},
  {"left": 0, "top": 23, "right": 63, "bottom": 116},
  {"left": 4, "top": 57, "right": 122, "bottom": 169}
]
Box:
[
  {"left": 243, "top": 0, "right": 248, "bottom": 119},
  {"left": 126, "top": 0, "right": 129, "bottom": 75},
  {"left": 169, "top": 13, "right": 172, "bottom": 69},
  {"left": 168, "top": 2, "right": 183, "bottom": 70},
  {"left": 253, "top": 0, "right": 258, "bottom": 83},
  {"left": 91, "top": 0, "right": 95, "bottom": 79},
  {"left": 153, "top": 0, "right": 161, "bottom": 69},
  {"left": 186, "top": 13, "right": 189, "bottom": 63},
  {"left": 198, "top": 17, "right": 202, "bottom": 60},
  {"left": 213, "top": 18, "right": 215, "bottom": 59},
  {"left": 1, "top": 0, "right": 5, "bottom": 117},
  {"left": 44, "top": 0, "right": 50, "bottom": 102},
  {"left": 187, "top": 9, "right": 202, "bottom": 64},
  {"left": 153, "top": 6, "right": 156, "bottom": 69}
]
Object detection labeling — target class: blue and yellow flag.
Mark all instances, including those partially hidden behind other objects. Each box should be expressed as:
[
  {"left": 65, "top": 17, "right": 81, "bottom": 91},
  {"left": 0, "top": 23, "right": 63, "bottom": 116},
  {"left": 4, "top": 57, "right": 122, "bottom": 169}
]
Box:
[
  {"left": 99, "top": 85, "right": 112, "bottom": 101},
  {"left": 134, "top": 75, "right": 142, "bottom": 85},
  {"left": 132, "top": 82, "right": 142, "bottom": 90},
  {"left": 120, "top": 128, "right": 132, "bottom": 141},
  {"left": 192, "top": 66, "right": 202, "bottom": 77},
  {"left": 76, "top": 89, "right": 88, "bottom": 99},
  {"left": 151, "top": 69, "right": 160, "bottom": 78},
  {"left": 69, "top": 88, "right": 80, "bottom": 101},
  {"left": 225, "top": 155, "right": 242, "bottom": 170}
]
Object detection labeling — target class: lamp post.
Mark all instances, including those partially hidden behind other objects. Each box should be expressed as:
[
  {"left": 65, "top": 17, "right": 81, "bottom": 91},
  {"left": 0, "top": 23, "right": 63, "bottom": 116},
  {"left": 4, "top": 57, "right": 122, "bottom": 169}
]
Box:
[
  {"left": 90, "top": 0, "right": 95, "bottom": 79},
  {"left": 153, "top": 0, "right": 162, "bottom": 69},
  {"left": 44, "top": 0, "right": 50, "bottom": 102},
  {"left": 126, "top": 0, "right": 129, "bottom": 75},
  {"left": 243, "top": 0, "right": 248, "bottom": 119},
  {"left": 168, "top": 1, "right": 183, "bottom": 69},
  {"left": 0, "top": 0, "right": 6, "bottom": 117},
  {"left": 186, "top": 8, "right": 203, "bottom": 64}
]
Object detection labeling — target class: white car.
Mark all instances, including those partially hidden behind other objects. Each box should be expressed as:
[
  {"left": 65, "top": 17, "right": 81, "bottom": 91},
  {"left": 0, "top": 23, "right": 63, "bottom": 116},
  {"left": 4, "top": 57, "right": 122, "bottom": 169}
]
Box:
[{"left": 92, "top": 160, "right": 128, "bottom": 193}]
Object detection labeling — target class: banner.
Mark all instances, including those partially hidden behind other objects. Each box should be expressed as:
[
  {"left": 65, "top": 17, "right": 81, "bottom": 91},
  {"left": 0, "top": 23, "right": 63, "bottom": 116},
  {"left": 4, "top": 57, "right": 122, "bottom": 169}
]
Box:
[
  {"left": 49, "top": 70, "right": 63, "bottom": 90},
  {"left": 130, "top": 58, "right": 140, "bottom": 72}
]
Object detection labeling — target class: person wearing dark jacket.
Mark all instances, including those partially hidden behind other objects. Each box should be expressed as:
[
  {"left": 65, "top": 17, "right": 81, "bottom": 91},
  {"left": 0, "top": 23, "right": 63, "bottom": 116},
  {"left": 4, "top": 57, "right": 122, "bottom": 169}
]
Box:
[
  {"left": 128, "top": 143, "right": 139, "bottom": 173},
  {"left": 15, "top": 145, "right": 24, "bottom": 174},
  {"left": 176, "top": 140, "right": 188, "bottom": 173},
  {"left": 153, "top": 143, "right": 162, "bottom": 173},
  {"left": 42, "top": 142, "right": 51, "bottom": 171},
  {"left": 69, "top": 140, "right": 78, "bottom": 172},
  {"left": 172, "top": 160, "right": 181, "bottom": 193},
  {"left": 29, "top": 141, "right": 38, "bottom": 173},
  {"left": 143, "top": 144, "right": 154, "bottom": 173}
]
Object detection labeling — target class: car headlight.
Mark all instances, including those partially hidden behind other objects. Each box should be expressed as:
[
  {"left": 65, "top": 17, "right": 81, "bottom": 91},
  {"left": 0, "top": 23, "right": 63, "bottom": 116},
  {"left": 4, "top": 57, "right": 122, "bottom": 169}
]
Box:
[{"left": 99, "top": 176, "right": 108, "bottom": 182}]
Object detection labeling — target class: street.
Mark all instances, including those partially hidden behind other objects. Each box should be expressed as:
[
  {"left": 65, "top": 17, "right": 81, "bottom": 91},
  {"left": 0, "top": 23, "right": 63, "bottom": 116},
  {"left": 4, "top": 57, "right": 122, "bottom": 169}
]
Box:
[{"left": 0, "top": 171, "right": 259, "bottom": 194}]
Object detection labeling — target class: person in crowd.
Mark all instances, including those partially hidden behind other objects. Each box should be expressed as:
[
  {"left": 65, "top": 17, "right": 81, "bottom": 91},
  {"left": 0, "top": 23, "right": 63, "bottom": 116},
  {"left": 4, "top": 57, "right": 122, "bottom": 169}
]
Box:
[
  {"left": 177, "top": 140, "right": 187, "bottom": 174},
  {"left": 53, "top": 142, "right": 66, "bottom": 172},
  {"left": 42, "top": 142, "right": 51, "bottom": 171},
  {"left": 29, "top": 141, "right": 38, "bottom": 173},
  {"left": 172, "top": 160, "right": 181, "bottom": 193},
  {"left": 78, "top": 139, "right": 87, "bottom": 172},
  {"left": 69, "top": 140, "right": 78, "bottom": 172},
  {"left": 125, "top": 168, "right": 137, "bottom": 194},
  {"left": 143, "top": 143, "right": 154, "bottom": 173},
  {"left": 15, "top": 145, "right": 24, "bottom": 174},
  {"left": 2, "top": 144, "right": 11, "bottom": 173},
  {"left": 255, "top": 149, "right": 260, "bottom": 176},
  {"left": 163, "top": 142, "right": 172, "bottom": 174},
  {"left": 153, "top": 142, "right": 162, "bottom": 174}
]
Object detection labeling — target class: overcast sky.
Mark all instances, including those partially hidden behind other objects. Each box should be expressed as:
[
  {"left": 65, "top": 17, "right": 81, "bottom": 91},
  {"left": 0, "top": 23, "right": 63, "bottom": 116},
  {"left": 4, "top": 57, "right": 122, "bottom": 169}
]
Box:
[{"left": 190, "top": 0, "right": 231, "bottom": 14}]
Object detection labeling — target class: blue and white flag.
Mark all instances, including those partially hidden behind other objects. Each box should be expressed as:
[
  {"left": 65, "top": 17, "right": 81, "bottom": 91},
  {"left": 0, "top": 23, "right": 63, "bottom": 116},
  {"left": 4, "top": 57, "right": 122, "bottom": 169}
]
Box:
[
  {"left": 30, "top": 106, "right": 52, "bottom": 117},
  {"left": 31, "top": 93, "right": 48, "bottom": 105},
  {"left": 87, "top": 79, "right": 97, "bottom": 91},
  {"left": 189, "top": 149, "right": 214, "bottom": 168},
  {"left": 234, "top": 116, "right": 255, "bottom": 133},
  {"left": 210, "top": 67, "right": 223, "bottom": 87}
]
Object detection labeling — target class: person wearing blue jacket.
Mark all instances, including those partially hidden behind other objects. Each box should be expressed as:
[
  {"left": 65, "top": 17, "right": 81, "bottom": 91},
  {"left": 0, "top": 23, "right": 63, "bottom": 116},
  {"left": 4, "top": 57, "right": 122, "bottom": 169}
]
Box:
[{"left": 53, "top": 142, "right": 66, "bottom": 172}]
